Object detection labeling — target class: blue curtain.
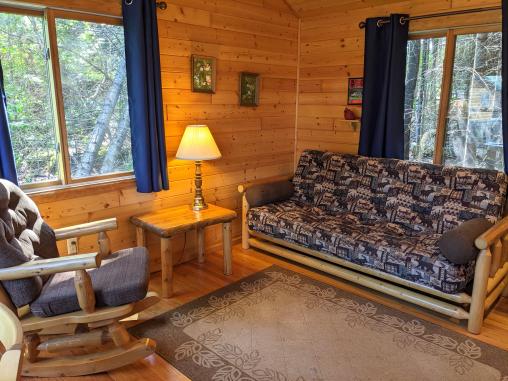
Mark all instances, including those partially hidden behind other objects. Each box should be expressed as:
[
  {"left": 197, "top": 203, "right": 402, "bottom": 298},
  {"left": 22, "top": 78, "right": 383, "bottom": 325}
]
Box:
[
  {"left": 359, "top": 14, "right": 409, "bottom": 159},
  {"left": 503, "top": 0, "right": 508, "bottom": 174},
  {"left": 0, "top": 60, "right": 17, "bottom": 184},
  {"left": 122, "top": 0, "right": 169, "bottom": 193}
]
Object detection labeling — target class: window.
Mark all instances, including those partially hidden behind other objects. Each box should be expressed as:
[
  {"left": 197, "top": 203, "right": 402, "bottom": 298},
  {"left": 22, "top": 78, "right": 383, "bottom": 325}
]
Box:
[
  {"left": 0, "top": 11, "right": 59, "bottom": 185},
  {"left": 404, "top": 37, "right": 446, "bottom": 163},
  {"left": 0, "top": 8, "right": 132, "bottom": 187},
  {"left": 404, "top": 27, "right": 503, "bottom": 171}
]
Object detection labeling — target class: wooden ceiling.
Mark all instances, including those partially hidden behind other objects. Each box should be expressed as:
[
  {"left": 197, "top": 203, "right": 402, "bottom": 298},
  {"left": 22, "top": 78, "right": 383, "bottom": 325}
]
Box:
[{"left": 283, "top": 0, "right": 410, "bottom": 17}]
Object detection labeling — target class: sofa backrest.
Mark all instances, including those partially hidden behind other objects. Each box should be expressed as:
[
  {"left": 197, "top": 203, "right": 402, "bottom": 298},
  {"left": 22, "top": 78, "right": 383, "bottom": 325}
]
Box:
[
  {"left": 292, "top": 150, "right": 324, "bottom": 204},
  {"left": 294, "top": 150, "right": 508, "bottom": 234},
  {"left": 0, "top": 179, "right": 59, "bottom": 307}
]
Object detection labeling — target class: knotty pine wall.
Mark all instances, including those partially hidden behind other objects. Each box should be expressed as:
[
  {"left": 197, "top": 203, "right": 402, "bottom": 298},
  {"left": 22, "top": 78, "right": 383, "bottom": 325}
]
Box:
[
  {"left": 296, "top": 0, "right": 501, "bottom": 160},
  {"left": 23, "top": 0, "right": 299, "bottom": 271}
]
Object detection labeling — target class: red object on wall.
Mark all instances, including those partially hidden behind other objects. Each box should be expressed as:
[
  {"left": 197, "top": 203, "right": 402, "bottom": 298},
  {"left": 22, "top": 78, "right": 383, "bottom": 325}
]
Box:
[{"left": 344, "top": 108, "right": 356, "bottom": 120}]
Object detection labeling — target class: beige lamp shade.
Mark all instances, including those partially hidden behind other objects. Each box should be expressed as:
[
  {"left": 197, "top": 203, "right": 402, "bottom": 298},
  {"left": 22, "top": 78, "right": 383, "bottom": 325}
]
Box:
[{"left": 176, "top": 125, "right": 222, "bottom": 160}]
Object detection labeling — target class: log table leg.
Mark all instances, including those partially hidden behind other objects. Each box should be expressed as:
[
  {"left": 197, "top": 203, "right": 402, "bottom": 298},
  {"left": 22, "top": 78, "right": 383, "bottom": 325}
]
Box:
[
  {"left": 223, "top": 222, "right": 232, "bottom": 276},
  {"left": 161, "top": 238, "right": 173, "bottom": 298},
  {"left": 197, "top": 228, "right": 205, "bottom": 264},
  {"left": 136, "top": 227, "right": 145, "bottom": 247}
]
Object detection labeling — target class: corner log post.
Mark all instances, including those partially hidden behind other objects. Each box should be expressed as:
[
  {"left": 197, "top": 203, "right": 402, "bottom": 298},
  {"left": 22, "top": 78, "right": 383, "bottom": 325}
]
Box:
[
  {"left": 241, "top": 194, "right": 250, "bottom": 250},
  {"left": 470, "top": 217, "right": 508, "bottom": 333},
  {"left": 468, "top": 248, "right": 492, "bottom": 334}
]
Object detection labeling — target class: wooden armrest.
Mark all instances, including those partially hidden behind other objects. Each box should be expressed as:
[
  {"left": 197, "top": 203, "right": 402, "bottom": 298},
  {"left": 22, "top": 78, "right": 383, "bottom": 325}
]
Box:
[
  {"left": 0, "top": 303, "right": 22, "bottom": 350},
  {"left": 238, "top": 175, "right": 292, "bottom": 193},
  {"left": 0, "top": 303, "right": 23, "bottom": 380},
  {"left": 0, "top": 348, "right": 22, "bottom": 381},
  {"left": 475, "top": 215, "right": 508, "bottom": 249},
  {"left": 54, "top": 218, "right": 118, "bottom": 241},
  {"left": 0, "top": 253, "right": 101, "bottom": 281}
]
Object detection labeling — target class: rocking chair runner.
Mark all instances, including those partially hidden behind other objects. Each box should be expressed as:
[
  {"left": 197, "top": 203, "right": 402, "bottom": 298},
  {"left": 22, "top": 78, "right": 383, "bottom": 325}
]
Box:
[{"left": 0, "top": 179, "right": 159, "bottom": 377}]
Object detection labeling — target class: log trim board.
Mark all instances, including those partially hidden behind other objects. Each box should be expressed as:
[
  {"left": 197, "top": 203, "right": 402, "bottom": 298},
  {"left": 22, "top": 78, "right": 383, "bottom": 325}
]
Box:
[
  {"left": 5, "top": 0, "right": 298, "bottom": 273},
  {"left": 295, "top": 0, "right": 502, "bottom": 159}
]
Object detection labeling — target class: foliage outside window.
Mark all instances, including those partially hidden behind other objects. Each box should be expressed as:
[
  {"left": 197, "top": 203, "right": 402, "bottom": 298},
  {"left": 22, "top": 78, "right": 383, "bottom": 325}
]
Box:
[
  {"left": 0, "top": 8, "right": 132, "bottom": 187},
  {"left": 404, "top": 28, "right": 503, "bottom": 171}
]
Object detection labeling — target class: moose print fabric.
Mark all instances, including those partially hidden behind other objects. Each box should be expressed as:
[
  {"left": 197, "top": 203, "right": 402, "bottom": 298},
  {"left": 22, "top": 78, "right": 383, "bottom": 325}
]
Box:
[{"left": 248, "top": 151, "right": 508, "bottom": 294}]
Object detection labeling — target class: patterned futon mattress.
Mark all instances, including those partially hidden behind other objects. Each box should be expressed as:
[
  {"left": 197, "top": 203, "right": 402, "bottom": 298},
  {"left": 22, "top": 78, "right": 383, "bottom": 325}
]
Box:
[{"left": 247, "top": 151, "right": 508, "bottom": 294}]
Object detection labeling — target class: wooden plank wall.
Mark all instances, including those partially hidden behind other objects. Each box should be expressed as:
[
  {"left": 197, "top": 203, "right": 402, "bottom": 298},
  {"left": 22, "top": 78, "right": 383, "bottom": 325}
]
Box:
[
  {"left": 296, "top": 0, "right": 501, "bottom": 160},
  {"left": 23, "top": 0, "right": 299, "bottom": 271}
]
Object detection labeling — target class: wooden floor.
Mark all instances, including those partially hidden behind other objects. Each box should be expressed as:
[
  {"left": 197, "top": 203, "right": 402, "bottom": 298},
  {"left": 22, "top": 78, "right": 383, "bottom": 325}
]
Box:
[{"left": 28, "top": 243, "right": 508, "bottom": 380}]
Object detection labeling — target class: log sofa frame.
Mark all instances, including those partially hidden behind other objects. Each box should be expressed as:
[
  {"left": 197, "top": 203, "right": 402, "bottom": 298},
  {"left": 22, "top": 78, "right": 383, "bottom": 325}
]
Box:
[
  {"left": 239, "top": 178, "right": 508, "bottom": 334},
  {"left": 0, "top": 218, "right": 159, "bottom": 378}
]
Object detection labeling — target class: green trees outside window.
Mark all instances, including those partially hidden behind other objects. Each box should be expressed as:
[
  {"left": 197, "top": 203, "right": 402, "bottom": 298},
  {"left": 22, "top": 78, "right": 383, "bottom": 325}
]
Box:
[
  {"left": 0, "top": 12, "right": 59, "bottom": 185},
  {"left": 0, "top": 9, "right": 132, "bottom": 187},
  {"left": 404, "top": 28, "right": 503, "bottom": 171}
]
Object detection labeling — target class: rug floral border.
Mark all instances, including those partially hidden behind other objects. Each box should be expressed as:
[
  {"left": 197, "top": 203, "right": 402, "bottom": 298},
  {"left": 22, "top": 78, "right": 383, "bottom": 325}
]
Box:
[{"left": 130, "top": 266, "right": 508, "bottom": 381}]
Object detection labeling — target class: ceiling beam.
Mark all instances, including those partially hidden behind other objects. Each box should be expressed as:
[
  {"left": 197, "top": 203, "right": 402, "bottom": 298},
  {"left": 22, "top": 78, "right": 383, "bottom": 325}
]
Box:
[{"left": 282, "top": 0, "right": 300, "bottom": 17}]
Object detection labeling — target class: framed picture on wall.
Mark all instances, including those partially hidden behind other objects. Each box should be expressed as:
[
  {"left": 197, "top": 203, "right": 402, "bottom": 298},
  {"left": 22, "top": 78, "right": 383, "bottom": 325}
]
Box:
[
  {"left": 239, "top": 72, "right": 260, "bottom": 107},
  {"left": 347, "top": 77, "right": 364, "bottom": 105},
  {"left": 191, "top": 55, "right": 216, "bottom": 93}
]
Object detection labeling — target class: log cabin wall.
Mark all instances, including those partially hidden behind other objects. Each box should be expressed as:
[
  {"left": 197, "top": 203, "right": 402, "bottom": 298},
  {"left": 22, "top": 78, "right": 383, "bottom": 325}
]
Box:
[
  {"left": 295, "top": 0, "right": 501, "bottom": 160},
  {"left": 16, "top": 0, "right": 299, "bottom": 271}
]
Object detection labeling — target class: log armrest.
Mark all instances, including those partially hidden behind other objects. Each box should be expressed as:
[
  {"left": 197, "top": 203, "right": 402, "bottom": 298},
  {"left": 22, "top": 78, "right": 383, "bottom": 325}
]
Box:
[
  {"left": 475, "top": 215, "right": 508, "bottom": 250},
  {"left": 54, "top": 218, "right": 118, "bottom": 241},
  {"left": 238, "top": 177, "right": 294, "bottom": 208},
  {"left": 54, "top": 218, "right": 118, "bottom": 257},
  {"left": 0, "top": 253, "right": 101, "bottom": 281}
]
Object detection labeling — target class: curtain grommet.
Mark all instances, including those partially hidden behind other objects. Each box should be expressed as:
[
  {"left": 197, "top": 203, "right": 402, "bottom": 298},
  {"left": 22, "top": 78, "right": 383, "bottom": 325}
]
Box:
[
  {"left": 399, "top": 16, "right": 407, "bottom": 26},
  {"left": 125, "top": 0, "right": 133, "bottom": 5}
]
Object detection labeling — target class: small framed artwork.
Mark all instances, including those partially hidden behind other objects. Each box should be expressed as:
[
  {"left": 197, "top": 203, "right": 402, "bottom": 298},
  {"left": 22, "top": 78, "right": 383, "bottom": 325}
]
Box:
[
  {"left": 347, "top": 77, "right": 364, "bottom": 105},
  {"left": 239, "top": 72, "right": 260, "bottom": 107},
  {"left": 191, "top": 55, "right": 216, "bottom": 93}
]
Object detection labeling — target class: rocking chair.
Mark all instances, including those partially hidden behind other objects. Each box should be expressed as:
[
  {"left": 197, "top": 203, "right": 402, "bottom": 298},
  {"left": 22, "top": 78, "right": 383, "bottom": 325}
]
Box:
[{"left": 0, "top": 179, "right": 159, "bottom": 377}]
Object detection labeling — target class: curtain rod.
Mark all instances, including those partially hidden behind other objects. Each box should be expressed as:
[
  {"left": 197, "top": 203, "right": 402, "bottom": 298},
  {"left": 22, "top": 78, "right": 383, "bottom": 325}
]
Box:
[
  {"left": 0, "top": 1, "right": 167, "bottom": 20},
  {"left": 125, "top": 1, "right": 167, "bottom": 10},
  {"left": 358, "top": 6, "right": 501, "bottom": 29}
]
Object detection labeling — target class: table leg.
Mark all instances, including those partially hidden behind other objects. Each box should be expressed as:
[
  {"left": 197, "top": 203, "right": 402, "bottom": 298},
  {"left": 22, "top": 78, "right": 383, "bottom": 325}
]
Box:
[
  {"left": 222, "top": 222, "right": 232, "bottom": 275},
  {"left": 161, "top": 237, "right": 173, "bottom": 298},
  {"left": 136, "top": 227, "right": 146, "bottom": 247},
  {"left": 197, "top": 228, "right": 205, "bottom": 264}
]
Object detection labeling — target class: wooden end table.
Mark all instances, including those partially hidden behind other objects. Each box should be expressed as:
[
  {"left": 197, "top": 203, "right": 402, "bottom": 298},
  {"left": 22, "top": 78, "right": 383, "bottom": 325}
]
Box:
[{"left": 130, "top": 204, "right": 237, "bottom": 298}]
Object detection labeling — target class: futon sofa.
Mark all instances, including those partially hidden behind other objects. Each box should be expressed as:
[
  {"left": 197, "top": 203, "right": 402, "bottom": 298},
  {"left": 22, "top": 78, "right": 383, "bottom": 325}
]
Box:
[{"left": 238, "top": 150, "right": 508, "bottom": 334}]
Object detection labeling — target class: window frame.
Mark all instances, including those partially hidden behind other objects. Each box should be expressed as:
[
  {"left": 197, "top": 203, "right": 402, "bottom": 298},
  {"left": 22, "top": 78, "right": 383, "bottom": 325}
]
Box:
[
  {"left": 408, "top": 24, "right": 502, "bottom": 167},
  {"left": 0, "top": 5, "right": 133, "bottom": 190}
]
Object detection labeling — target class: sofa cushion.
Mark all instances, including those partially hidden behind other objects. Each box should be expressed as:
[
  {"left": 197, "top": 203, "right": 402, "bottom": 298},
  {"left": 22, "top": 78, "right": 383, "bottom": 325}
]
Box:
[
  {"left": 313, "top": 153, "right": 369, "bottom": 215},
  {"left": 248, "top": 202, "right": 476, "bottom": 293},
  {"left": 292, "top": 150, "right": 324, "bottom": 204},
  {"left": 30, "top": 247, "right": 150, "bottom": 317},
  {"left": 0, "top": 180, "right": 58, "bottom": 308},
  {"left": 438, "top": 218, "right": 493, "bottom": 265},
  {"left": 310, "top": 152, "right": 508, "bottom": 234},
  {"left": 247, "top": 200, "right": 327, "bottom": 248},
  {"left": 430, "top": 167, "right": 507, "bottom": 233},
  {"left": 379, "top": 161, "right": 442, "bottom": 232}
]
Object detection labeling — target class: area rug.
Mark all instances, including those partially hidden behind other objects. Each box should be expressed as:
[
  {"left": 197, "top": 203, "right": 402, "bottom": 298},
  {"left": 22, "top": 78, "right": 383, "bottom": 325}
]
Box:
[{"left": 130, "top": 266, "right": 508, "bottom": 381}]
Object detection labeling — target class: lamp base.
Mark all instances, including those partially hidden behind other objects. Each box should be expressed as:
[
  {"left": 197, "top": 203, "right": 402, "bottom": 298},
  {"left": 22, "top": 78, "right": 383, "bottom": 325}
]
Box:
[
  {"left": 192, "top": 199, "right": 208, "bottom": 211},
  {"left": 191, "top": 160, "right": 208, "bottom": 212}
]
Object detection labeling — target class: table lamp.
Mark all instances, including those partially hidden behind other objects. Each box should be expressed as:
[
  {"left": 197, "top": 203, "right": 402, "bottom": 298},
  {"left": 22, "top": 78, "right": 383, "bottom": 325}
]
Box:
[{"left": 176, "top": 125, "right": 222, "bottom": 211}]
